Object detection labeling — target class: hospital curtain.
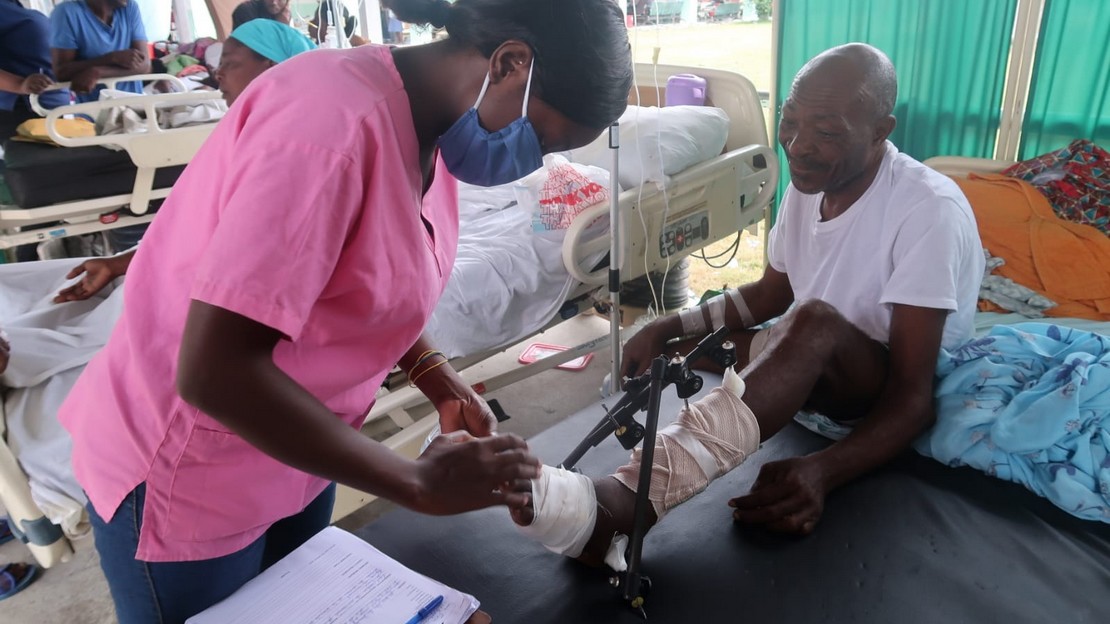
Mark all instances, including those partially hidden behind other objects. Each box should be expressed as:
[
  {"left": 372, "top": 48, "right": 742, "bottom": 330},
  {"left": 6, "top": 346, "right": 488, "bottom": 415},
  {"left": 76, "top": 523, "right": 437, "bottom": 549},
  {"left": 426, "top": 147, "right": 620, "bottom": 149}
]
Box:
[
  {"left": 1018, "top": 0, "right": 1110, "bottom": 159},
  {"left": 772, "top": 0, "right": 1018, "bottom": 218}
]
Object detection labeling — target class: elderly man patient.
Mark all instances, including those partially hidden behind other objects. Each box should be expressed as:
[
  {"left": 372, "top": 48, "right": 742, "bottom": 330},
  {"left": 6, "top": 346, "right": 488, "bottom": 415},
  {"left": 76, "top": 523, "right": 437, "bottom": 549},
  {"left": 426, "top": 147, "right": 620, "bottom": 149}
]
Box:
[{"left": 509, "top": 43, "right": 985, "bottom": 567}]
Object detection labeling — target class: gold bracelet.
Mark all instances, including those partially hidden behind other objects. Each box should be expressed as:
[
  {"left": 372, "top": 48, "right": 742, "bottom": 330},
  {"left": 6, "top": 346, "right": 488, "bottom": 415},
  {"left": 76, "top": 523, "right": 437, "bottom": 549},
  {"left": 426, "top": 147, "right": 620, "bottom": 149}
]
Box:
[
  {"left": 407, "top": 350, "right": 444, "bottom": 378},
  {"left": 408, "top": 358, "right": 450, "bottom": 387}
]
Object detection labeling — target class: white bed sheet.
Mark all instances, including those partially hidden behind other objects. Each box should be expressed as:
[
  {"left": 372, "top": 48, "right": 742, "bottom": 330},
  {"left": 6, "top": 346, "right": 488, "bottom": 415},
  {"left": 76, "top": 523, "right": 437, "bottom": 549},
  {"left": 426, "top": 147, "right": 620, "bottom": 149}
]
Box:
[
  {"left": 0, "top": 258, "right": 123, "bottom": 537},
  {"left": 424, "top": 181, "right": 608, "bottom": 359}
]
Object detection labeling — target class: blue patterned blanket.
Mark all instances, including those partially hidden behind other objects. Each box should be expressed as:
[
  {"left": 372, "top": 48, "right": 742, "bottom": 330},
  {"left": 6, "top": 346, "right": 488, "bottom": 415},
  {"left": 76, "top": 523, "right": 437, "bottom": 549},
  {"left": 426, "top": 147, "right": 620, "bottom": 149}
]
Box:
[{"left": 794, "top": 323, "right": 1110, "bottom": 522}]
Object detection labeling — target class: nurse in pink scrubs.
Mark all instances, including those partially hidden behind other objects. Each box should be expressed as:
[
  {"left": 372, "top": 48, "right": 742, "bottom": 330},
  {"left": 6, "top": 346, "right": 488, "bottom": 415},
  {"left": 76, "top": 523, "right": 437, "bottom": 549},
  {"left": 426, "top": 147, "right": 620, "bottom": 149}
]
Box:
[{"left": 56, "top": 1, "right": 633, "bottom": 622}]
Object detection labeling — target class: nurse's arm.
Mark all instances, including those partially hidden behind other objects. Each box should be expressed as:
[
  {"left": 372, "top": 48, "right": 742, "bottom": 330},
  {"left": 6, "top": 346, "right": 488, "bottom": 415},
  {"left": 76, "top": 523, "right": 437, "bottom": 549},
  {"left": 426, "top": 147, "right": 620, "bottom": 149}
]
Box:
[
  {"left": 399, "top": 335, "right": 498, "bottom": 437},
  {"left": 176, "top": 300, "right": 540, "bottom": 515}
]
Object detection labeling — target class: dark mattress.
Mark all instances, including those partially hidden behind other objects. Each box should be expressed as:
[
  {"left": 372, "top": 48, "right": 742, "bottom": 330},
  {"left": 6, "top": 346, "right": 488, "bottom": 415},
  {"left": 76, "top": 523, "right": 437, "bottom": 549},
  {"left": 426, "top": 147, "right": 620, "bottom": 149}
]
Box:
[
  {"left": 0, "top": 139, "right": 184, "bottom": 209},
  {"left": 355, "top": 374, "right": 1110, "bottom": 623}
]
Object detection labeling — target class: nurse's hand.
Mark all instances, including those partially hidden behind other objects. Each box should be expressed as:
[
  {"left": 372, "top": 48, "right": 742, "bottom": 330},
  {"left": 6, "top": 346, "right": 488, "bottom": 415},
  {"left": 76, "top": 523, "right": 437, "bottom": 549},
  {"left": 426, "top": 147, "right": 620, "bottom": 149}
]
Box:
[
  {"left": 434, "top": 388, "right": 497, "bottom": 438},
  {"left": 413, "top": 431, "right": 541, "bottom": 514}
]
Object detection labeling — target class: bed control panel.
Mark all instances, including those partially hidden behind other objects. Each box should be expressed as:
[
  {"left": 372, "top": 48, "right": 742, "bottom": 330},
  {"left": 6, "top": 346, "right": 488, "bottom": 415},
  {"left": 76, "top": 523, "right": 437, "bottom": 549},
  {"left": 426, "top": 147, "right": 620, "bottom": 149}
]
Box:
[{"left": 659, "top": 211, "right": 710, "bottom": 258}]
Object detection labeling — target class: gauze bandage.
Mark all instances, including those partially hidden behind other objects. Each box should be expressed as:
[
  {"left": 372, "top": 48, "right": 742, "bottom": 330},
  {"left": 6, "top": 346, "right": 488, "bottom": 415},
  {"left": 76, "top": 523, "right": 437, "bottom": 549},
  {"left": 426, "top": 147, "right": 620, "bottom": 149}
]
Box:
[
  {"left": 515, "top": 466, "right": 597, "bottom": 558},
  {"left": 707, "top": 294, "right": 727, "bottom": 330},
  {"left": 679, "top": 306, "right": 707, "bottom": 337},
  {"left": 727, "top": 289, "right": 756, "bottom": 328},
  {"left": 613, "top": 367, "right": 760, "bottom": 521}
]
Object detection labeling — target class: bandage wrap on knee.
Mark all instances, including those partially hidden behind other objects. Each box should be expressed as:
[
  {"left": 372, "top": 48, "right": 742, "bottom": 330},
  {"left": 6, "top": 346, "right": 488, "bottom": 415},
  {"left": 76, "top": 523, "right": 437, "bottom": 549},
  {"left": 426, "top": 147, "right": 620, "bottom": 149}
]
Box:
[
  {"left": 612, "top": 367, "right": 760, "bottom": 521},
  {"left": 515, "top": 466, "right": 597, "bottom": 558}
]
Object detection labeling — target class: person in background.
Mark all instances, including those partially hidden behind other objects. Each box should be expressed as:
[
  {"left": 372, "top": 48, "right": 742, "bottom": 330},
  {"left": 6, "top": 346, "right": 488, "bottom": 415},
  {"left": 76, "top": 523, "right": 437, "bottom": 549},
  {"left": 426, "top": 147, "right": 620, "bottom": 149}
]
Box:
[
  {"left": 215, "top": 19, "right": 315, "bottom": 105},
  {"left": 52, "top": 0, "right": 151, "bottom": 253},
  {"left": 231, "top": 0, "right": 291, "bottom": 30},
  {"left": 308, "top": 0, "right": 369, "bottom": 48},
  {"left": 49, "top": 0, "right": 150, "bottom": 100},
  {"left": 0, "top": 0, "right": 68, "bottom": 141}
]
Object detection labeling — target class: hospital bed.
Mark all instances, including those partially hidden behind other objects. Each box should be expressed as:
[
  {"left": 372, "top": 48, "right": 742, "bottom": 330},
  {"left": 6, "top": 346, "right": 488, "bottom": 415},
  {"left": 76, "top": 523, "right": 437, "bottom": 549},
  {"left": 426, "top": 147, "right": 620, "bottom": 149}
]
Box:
[
  {"left": 353, "top": 160, "right": 1110, "bottom": 623},
  {"left": 356, "top": 363, "right": 1110, "bottom": 624},
  {"left": 0, "top": 75, "right": 222, "bottom": 253},
  {"left": 333, "top": 62, "right": 779, "bottom": 519}
]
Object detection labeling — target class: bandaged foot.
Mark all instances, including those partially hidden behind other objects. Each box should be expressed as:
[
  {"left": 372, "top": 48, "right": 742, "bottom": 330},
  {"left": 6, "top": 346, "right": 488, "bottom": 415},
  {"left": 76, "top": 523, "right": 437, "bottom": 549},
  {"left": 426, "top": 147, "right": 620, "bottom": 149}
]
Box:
[{"left": 513, "top": 368, "right": 761, "bottom": 567}]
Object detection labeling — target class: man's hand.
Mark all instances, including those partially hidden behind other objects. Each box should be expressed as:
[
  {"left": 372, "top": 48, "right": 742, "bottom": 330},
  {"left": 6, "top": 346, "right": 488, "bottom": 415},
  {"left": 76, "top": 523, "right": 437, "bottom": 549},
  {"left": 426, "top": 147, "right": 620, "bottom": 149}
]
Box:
[
  {"left": 71, "top": 67, "right": 101, "bottom": 93},
  {"left": 729, "top": 455, "right": 829, "bottom": 535},
  {"left": 433, "top": 387, "right": 497, "bottom": 438},
  {"left": 109, "top": 49, "right": 144, "bottom": 70},
  {"left": 54, "top": 257, "right": 126, "bottom": 303},
  {"left": 0, "top": 331, "right": 10, "bottom": 375},
  {"left": 621, "top": 320, "right": 672, "bottom": 379},
  {"left": 19, "top": 73, "right": 52, "bottom": 95},
  {"left": 412, "top": 432, "right": 541, "bottom": 515}
]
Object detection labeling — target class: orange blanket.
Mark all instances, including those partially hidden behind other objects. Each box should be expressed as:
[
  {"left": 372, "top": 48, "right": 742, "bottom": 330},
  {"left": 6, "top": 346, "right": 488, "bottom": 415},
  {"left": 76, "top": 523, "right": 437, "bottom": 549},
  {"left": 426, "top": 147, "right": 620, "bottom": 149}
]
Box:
[{"left": 955, "top": 173, "right": 1110, "bottom": 320}]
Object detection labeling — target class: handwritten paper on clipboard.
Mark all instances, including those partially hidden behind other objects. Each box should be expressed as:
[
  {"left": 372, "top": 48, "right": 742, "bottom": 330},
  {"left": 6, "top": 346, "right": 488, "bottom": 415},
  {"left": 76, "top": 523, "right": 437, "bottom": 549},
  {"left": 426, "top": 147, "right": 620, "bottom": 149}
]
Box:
[{"left": 187, "top": 526, "right": 480, "bottom": 624}]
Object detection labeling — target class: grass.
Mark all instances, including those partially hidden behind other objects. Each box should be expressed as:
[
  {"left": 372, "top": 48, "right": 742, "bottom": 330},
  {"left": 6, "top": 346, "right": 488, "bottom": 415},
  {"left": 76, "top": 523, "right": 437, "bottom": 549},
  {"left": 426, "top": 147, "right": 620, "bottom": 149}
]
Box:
[
  {"left": 684, "top": 224, "right": 768, "bottom": 299},
  {"left": 628, "top": 21, "right": 775, "bottom": 299},
  {"left": 629, "top": 22, "right": 774, "bottom": 95}
]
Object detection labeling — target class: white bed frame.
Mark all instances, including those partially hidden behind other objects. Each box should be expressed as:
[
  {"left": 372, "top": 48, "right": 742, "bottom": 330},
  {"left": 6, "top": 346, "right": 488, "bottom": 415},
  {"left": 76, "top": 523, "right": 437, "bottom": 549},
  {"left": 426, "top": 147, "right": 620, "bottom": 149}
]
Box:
[
  {"left": 0, "top": 75, "right": 221, "bottom": 252},
  {"left": 331, "top": 63, "right": 780, "bottom": 520}
]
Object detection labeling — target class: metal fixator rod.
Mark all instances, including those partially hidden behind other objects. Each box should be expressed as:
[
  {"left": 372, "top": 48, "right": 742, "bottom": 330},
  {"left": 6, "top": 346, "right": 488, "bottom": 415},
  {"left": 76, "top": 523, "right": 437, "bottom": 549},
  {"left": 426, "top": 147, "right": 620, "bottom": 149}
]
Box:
[{"left": 608, "top": 121, "right": 622, "bottom": 396}]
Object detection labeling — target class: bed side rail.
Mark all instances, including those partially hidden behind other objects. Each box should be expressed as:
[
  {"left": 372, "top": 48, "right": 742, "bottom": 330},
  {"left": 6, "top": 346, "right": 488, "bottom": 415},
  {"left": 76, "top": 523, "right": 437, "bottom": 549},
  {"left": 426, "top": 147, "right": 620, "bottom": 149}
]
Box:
[
  {"left": 27, "top": 73, "right": 189, "bottom": 116},
  {"left": 29, "top": 79, "right": 222, "bottom": 215},
  {"left": 563, "top": 143, "right": 778, "bottom": 286}
]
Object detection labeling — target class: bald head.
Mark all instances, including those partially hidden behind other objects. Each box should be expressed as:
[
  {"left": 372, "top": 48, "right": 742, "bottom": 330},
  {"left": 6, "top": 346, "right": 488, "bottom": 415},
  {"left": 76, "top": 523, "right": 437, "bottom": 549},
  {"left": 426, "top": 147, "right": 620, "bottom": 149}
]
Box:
[
  {"left": 778, "top": 43, "right": 899, "bottom": 198},
  {"left": 792, "top": 43, "right": 897, "bottom": 122}
]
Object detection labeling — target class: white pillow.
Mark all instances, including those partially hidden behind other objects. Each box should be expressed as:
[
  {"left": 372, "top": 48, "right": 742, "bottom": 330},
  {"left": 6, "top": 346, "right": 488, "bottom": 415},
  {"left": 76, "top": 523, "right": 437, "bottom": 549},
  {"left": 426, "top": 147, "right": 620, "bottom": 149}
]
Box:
[{"left": 562, "top": 105, "right": 729, "bottom": 189}]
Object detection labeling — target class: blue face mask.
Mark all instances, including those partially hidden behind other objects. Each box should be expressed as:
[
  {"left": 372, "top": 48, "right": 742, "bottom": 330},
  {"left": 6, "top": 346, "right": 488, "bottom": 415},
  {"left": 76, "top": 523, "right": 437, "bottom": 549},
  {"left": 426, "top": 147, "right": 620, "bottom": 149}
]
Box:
[{"left": 437, "top": 60, "right": 544, "bottom": 187}]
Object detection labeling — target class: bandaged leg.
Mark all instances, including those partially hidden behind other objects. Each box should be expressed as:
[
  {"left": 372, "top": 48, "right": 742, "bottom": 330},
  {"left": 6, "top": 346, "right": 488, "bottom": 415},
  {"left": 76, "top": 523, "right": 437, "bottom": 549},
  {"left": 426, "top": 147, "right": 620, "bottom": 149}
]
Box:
[
  {"left": 515, "top": 368, "right": 761, "bottom": 565},
  {"left": 611, "top": 366, "right": 761, "bottom": 521}
]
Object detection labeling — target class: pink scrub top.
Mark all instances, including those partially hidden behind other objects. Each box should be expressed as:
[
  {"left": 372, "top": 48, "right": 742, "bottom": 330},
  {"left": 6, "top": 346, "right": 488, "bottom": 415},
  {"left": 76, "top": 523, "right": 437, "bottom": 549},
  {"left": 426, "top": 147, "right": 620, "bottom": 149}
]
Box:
[{"left": 58, "top": 45, "right": 459, "bottom": 562}]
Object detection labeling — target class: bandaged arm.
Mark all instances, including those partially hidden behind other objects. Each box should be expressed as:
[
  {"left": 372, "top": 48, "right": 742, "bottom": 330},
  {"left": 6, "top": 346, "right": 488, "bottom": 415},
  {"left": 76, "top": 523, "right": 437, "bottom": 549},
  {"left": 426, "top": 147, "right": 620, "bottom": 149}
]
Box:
[{"left": 675, "top": 265, "right": 794, "bottom": 338}]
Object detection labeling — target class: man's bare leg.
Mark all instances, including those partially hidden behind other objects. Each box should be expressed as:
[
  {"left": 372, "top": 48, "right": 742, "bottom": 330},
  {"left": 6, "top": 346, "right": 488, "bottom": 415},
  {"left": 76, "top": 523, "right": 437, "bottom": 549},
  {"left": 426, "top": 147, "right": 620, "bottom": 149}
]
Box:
[{"left": 512, "top": 300, "right": 889, "bottom": 565}]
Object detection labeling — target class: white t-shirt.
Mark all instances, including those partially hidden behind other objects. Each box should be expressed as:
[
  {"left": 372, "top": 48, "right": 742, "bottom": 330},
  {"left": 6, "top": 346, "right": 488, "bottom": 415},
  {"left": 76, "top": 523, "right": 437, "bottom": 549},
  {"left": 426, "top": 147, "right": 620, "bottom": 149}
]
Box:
[{"left": 768, "top": 141, "right": 984, "bottom": 351}]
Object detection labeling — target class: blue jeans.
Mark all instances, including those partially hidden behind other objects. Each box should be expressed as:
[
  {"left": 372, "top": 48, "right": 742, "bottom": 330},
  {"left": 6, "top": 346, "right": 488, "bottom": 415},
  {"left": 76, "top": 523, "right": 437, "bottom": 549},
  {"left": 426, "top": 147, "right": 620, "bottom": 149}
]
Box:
[{"left": 87, "top": 482, "right": 336, "bottom": 624}]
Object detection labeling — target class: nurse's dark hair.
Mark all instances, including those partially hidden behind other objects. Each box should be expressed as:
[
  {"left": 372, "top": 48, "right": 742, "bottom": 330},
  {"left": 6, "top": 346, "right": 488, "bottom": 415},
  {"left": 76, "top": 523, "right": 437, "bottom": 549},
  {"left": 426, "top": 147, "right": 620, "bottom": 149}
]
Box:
[{"left": 384, "top": 0, "right": 633, "bottom": 129}]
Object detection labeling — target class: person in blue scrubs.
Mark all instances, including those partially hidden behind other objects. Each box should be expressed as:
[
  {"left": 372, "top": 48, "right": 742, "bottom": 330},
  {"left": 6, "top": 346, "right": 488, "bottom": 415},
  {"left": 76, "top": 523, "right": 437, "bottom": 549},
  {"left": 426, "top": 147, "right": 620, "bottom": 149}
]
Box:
[
  {"left": 0, "top": 0, "right": 69, "bottom": 140},
  {"left": 49, "top": 0, "right": 150, "bottom": 102},
  {"left": 50, "top": 0, "right": 151, "bottom": 252}
]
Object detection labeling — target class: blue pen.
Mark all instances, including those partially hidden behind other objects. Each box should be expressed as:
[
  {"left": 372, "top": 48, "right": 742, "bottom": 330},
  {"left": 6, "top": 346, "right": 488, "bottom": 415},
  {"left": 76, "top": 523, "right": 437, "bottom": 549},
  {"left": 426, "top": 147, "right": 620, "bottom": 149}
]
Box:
[{"left": 404, "top": 595, "right": 444, "bottom": 624}]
